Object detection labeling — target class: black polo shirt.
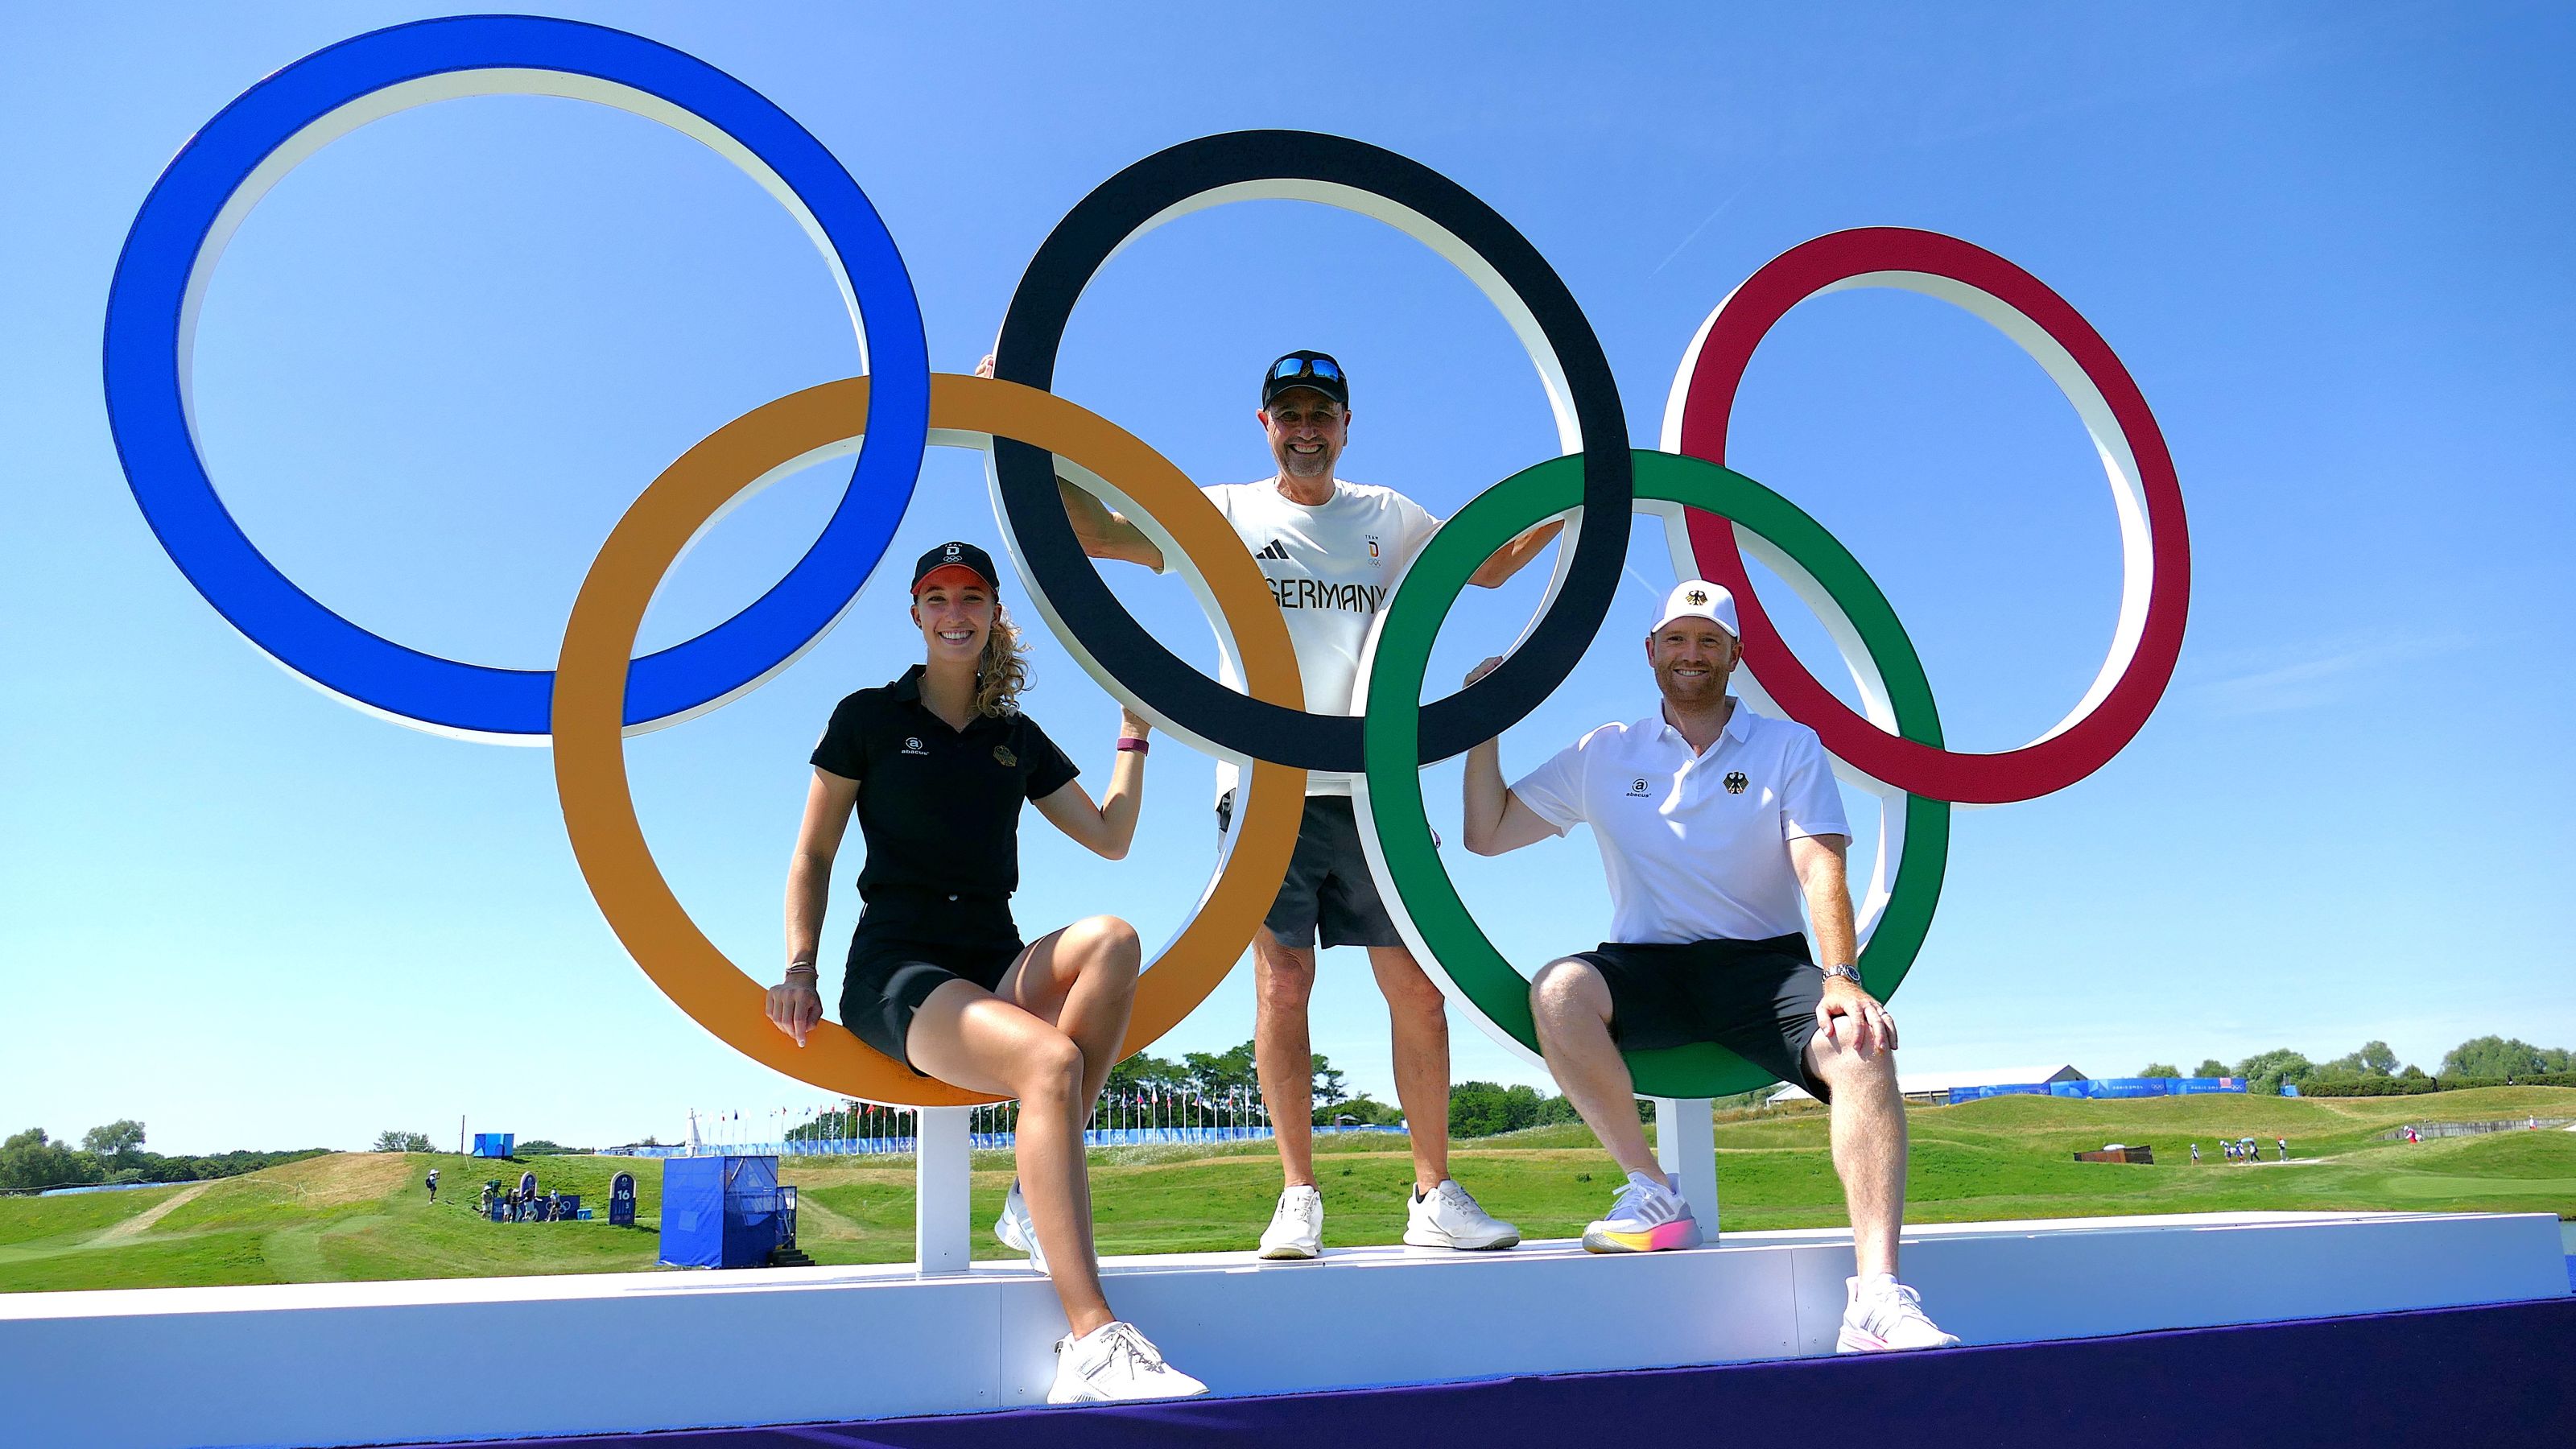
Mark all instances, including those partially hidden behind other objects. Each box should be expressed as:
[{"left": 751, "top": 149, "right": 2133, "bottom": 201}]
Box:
[{"left": 810, "top": 666, "right": 1079, "bottom": 946}]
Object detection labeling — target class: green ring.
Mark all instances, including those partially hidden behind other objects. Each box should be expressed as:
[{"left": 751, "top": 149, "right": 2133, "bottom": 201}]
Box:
[{"left": 1358, "top": 449, "right": 1950, "bottom": 1099}]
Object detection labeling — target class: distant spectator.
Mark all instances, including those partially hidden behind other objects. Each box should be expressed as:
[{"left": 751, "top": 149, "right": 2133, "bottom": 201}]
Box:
[
  {"left": 425, "top": 1168, "right": 440, "bottom": 1203},
  {"left": 2190, "top": 1142, "right": 2200, "bottom": 1164},
  {"left": 2277, "top": 1137, "right": 2287, "bottom": 1160}
]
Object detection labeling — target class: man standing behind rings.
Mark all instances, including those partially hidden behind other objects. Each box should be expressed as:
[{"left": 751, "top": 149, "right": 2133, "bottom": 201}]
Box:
[
  {"left": 981, "top": 349, "right": 1558, "bottom": 1257},
  {"left": 1459, "top": 580, "right": 1959, "bottom": 1352}
]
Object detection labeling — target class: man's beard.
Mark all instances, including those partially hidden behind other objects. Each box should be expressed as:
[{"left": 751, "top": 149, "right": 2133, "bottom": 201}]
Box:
[
  {"left": 1657, "top": 661, "right": 1728, "bottom": 706},
  {"left": 1278, "top": 443, "right": 1335, "bottom": 479}
]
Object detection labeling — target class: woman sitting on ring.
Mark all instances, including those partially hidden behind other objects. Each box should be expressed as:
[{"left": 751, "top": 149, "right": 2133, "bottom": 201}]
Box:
[{"left": 766, "top": 540, "right": 1204, "bottom": 1404}]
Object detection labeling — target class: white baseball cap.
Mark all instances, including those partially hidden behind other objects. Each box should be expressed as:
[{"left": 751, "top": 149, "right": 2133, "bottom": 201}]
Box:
[{"left": 1651, "top": 580, "right": 1740, "bottom": 638}]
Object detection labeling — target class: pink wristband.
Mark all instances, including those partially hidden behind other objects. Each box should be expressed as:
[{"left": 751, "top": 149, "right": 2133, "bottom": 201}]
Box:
[{"left": 1116, "top": 736, "right": 1150, "bottom": 754}]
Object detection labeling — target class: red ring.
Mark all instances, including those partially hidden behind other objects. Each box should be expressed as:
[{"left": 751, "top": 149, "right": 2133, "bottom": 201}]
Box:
[{"left": 1673, "top": 227, "right": 2190, "bottom": 805}]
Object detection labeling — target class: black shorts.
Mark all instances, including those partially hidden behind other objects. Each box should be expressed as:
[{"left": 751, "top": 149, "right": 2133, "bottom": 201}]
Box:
[
  {"left": 1571, "top": 934, "right": 1834, "bottom": 1100},
  {"left": 840, "top": 930, "right": 1025, "bottom": 1075},
  {"left": 1219, "top": 792, "right": 1402, "bottom": 950}
]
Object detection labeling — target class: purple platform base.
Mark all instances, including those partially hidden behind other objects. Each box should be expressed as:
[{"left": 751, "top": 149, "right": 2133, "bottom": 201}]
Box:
[{"left": 427, "top": 1297, "right": 2575, "bottom": 1448}]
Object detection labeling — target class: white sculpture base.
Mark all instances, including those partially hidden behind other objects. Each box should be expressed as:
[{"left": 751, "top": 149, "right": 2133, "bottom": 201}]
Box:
[{"left": 1, "top": 1210, "right": 2562, "bottom": 1448}]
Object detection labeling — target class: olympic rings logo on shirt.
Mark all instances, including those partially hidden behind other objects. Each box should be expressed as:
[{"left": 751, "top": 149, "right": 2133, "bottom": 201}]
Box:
[{"left": 105, "top": 15, "right": 2189, "bottom": 1106}]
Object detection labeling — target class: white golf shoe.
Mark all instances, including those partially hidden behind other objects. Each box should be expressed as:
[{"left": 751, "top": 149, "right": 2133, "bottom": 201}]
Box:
[
  {"left": 1402, "top": 1179, "right": 1521, "bottom": 1250},
  {"left": 1048, "top": 1320, "right": 1208, "bottom": 1403},
  {"left": 1835, "top": 1274, "right": 1962, "bottom": 1352},
  {"left": 993, "top": 1180, "right": 1046, "bottom": 1274},
  {"left": 1257, "top": 1183, "right": 1323, "bottom": 1259}
]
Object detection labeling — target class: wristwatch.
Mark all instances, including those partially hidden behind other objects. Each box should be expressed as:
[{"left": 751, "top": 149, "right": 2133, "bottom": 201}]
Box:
[{"left": 1818, "top": 964, "right": 1862, "bottom": 987}]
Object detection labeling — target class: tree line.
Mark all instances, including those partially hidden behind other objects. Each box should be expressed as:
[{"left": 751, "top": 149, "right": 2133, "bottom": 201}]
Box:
[
  {"left": 0, "top": 1121, "right": 326, "bottom": 1194},
  {"left": 2138, "top": 1034, "right": 2576, "bottom": 1097}
]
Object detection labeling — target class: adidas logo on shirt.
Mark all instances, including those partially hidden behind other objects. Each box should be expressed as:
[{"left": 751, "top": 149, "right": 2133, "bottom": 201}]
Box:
[{"left": 1256, "top": 539, "right": 1291, "bottom": 561}]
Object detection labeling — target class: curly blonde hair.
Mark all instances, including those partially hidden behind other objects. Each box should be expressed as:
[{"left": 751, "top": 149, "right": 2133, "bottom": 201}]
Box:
[{"left": 972, "top": 603, "right": 1030, "bottom": 717}]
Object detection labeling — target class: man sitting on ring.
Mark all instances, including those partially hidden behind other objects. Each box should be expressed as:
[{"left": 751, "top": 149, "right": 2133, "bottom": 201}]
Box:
[{"left": 1459, "top": 580, "right": 1959, "bottom": 1353}]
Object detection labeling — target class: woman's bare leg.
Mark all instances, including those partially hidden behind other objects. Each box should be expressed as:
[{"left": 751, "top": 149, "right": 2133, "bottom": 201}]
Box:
[
  {"left": 1000, "top": 916, "right": 1143, "bottom": 1106},
  {"left": 990, "top": 918, "right": 1141, "bottom": 1301},
  {"left": 904, "top": 976, "right": 1113, "bottom": 1336}
]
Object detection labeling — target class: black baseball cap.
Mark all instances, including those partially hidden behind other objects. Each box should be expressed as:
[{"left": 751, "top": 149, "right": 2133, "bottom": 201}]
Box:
[
  {"left": 910, "top": 540, "right": 999, "bottom": 595},
  {"left": 1261, "top": 350, "right": 1349, "bottom": 410}
]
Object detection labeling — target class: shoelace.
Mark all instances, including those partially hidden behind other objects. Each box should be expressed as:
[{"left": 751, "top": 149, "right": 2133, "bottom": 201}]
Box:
[
  {"left": 1859, "top": 1282, "right": 1933, "bottom": 1331},
  {"left": 1100, "top": 1322, "right": 1166, "bottom": 1373},
  {"left": 1608, "top": 1177, "right": 1670, "bottom": 1223}
]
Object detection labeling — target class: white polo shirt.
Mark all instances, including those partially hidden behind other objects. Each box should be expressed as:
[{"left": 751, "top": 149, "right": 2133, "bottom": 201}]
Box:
[{"left": 1507, "top": 699, "right": 1850, "bottom": 945}]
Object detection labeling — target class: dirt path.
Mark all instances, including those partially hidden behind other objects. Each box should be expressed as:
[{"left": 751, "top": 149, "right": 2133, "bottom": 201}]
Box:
[{"left": 89, "top": 1183, "right": 212, "bottom": 1245}]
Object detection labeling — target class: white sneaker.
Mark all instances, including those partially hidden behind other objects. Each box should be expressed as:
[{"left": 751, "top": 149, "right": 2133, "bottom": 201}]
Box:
[
  {"left": 1403, "top": 1179, "right": 1520, "bottom": 1250},
  {"left": 994, "top": 1181, "right": 1046, "bottom": 1274},
  {"left": 1836, "top": 1274, "right": 1961, "bottom": 1352},
  {"left": 1048, "top": 1320, "right": 1208, "bottom": 1403},
  {"left": 1257, "top": 1184, "right": 1323, "bottom": 1259},
  {"left": 1581, "top": 1170, "right": 1703, "bottom": 1253}
]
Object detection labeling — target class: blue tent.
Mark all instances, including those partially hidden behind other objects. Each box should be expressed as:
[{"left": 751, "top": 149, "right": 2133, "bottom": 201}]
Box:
[{"left": 659, "top": 1156, "right": 781, "bottom": 1269}]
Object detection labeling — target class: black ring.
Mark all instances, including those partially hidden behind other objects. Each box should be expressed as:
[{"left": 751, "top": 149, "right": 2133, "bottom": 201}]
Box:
[{"left": 990, "top": 130, "right": 1631, "bottom": 772}]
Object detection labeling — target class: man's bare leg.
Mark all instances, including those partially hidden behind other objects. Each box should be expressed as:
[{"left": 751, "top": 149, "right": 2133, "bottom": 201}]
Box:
[
  {"left": 1368, "top": 943, "right": 1454, "bottom": 1191},
  {"left": 1806, "top": 1018, "right": 1905, "bottom": 1279},
  {"left": 1530, "top": 958, "right": 1660, "bottom": 1179},
  {"left": 1253, "top": 929, "right": 1318, "bottom": 1188}
]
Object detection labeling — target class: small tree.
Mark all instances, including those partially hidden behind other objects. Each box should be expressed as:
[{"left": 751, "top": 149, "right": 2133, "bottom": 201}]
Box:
[
  {"left": 373, "top": 1130, "right": 433, "bottom": 1154},
  {"left": 2233, "top": 1049, "right": 2315, "bottom": 1098},
  {"left": 2194, "top": 1059, "right": 2229, "bottom": 1078},
  {"left": 2439, "top": 1036, "right": 2561, "bottom": 1080},
  {"left": 0, "top": 1129, "right": 101, "bottom": 1191},
  {"left": 81, "top": 1120, "right": 147, "bottom": 1165},
  {"left": 1310, "top": 1055, "right": 1349, "bottom": 1109},
  {"left": 2139, "top": 1063, "right": 2180, "bottom": 1079},
  {"left": 2322, "top": 1041, "right": 2398, "bottom": 1077}
]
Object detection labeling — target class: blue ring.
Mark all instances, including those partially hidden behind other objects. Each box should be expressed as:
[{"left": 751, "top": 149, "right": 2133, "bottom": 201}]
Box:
[{"left": 102, "top": 15, "right": 929, "bottom": 737}]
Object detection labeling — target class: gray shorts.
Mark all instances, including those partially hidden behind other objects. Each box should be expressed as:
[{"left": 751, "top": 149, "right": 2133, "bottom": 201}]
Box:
[{"left": 1217, "top": 792, "right": 1402, "bottom": 950}]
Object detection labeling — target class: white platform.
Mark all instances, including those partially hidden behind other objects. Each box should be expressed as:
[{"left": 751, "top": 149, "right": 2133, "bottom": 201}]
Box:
[{"left": 1, "top": 1211, "right": 2562, "bottom": 1449}]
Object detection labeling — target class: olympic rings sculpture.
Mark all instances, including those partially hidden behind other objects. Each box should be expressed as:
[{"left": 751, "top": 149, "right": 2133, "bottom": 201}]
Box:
[{"left": 106, "top": 16, "right": 2189, "bottom": 1107}]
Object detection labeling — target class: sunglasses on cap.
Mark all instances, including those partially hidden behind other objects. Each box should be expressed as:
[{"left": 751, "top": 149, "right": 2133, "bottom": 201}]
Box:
[
  {"left": 1267, "top": 353, "right": 1345, "bottom": 386},
  {"left": 1262, "top": 351, "right": 1349, "bottom": 409}
]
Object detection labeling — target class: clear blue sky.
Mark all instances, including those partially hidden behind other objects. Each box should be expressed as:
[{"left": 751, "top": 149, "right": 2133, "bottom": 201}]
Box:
[{"left": 5, "top": 3, "right": 2570, "bottom": 1154}]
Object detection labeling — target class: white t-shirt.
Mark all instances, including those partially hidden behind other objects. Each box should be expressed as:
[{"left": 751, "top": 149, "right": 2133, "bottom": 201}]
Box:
[
  {"left": 1197, "top": 478, "right": 1441, "bottom": 800},
  {"left": 1506, "top": 700, "right": 1851, "bottom": 944}
]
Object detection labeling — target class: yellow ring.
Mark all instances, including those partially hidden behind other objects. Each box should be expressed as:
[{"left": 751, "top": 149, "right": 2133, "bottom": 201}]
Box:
[{"left": 551, "top": 374, "right": 1306, "bottom": 1107}]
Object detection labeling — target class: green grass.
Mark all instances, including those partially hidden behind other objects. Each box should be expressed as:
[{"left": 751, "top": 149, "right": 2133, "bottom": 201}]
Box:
[{"left": 5, "top": 1088, "right": 2569, "bottom": 1293}]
